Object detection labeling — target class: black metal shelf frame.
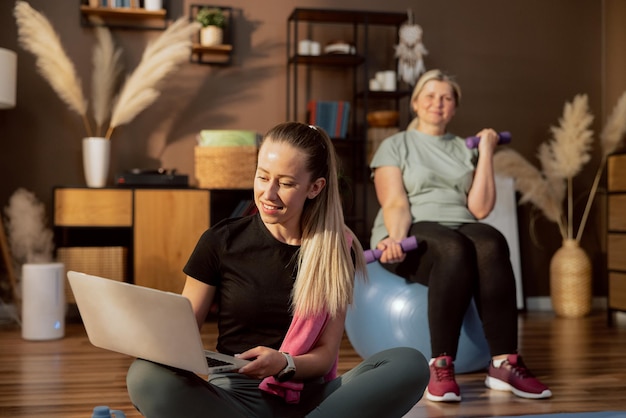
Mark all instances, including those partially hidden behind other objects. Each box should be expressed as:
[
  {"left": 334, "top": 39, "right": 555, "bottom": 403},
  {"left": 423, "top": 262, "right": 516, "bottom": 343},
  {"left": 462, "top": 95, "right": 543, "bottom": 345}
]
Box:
[{"left": 286, "top": 8, "right": 408, "bottom": 243}]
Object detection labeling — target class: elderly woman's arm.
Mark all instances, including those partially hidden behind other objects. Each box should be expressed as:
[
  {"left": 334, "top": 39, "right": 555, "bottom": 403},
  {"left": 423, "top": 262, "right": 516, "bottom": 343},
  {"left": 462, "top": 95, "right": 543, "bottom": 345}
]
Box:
[
  {"left": 467, "top": 129, "right": 499, "bottom": 219},
  {"left": 373, "top": 165, "right": 412, "bottom": 263}
]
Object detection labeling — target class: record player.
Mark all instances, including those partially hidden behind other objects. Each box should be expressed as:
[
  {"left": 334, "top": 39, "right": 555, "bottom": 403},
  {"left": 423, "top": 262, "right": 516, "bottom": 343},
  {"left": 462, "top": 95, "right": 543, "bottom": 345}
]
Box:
[{"left": 115, "top": 168, "right": 189, "bottom": 188}]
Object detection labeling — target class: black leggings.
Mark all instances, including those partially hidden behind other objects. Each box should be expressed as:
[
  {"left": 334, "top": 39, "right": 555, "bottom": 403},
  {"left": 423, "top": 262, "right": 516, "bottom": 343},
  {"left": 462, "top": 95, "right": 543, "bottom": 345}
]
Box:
[{"left": 381, "top": 221, "right": 518, "bottom": 359}]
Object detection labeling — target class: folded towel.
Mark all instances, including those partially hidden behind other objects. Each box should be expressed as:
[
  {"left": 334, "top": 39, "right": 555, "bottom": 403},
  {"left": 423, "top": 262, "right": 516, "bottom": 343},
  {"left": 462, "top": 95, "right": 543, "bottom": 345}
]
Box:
[
  {"left": 259, "top": 233, "right": 353, "bottom": 404},
  {"left": 259, "top": 312, "right": 336, "bottom": 403}
]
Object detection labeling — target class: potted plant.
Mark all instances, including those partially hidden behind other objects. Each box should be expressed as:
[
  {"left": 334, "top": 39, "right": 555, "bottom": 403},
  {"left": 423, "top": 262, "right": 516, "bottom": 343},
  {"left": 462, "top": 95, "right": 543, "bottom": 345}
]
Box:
[{"left": 197, "top": 7, "right": 225, "bottom": 46}]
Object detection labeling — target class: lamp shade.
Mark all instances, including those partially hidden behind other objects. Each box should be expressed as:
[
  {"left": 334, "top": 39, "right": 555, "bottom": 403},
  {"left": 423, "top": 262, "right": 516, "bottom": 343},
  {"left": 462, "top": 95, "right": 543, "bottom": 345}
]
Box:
[{"left": 0, "top": 47, "right": 17, "bottom": 109}]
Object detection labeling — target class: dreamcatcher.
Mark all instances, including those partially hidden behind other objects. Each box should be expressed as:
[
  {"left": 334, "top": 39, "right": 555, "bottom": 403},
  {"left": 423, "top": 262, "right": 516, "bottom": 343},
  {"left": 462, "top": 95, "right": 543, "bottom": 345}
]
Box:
[{"left": 394, "top": 9, "right": 428, "bottom": 86}]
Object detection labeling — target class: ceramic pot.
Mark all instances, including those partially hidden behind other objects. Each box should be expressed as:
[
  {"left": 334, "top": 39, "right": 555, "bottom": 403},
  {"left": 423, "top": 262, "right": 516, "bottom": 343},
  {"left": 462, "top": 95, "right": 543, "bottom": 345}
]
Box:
[
  {"left": 200, "top": 26, "right": 223, "bottom": 46},
  {"left": 549, "top": 239, "right": 592, "bottom": 318},
  {"left": 143, "top": 0, "right": 162, "bottom": 11},
  {"left": 82, "top": 137, "right": 110, "bottom": 188}
]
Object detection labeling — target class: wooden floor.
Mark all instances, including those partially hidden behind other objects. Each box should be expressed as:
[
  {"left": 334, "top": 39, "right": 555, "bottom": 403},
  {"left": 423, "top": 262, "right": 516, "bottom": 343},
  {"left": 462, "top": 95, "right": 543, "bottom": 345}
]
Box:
[{"left": 1, "top": 311, "right": 626, "bottom": 418}]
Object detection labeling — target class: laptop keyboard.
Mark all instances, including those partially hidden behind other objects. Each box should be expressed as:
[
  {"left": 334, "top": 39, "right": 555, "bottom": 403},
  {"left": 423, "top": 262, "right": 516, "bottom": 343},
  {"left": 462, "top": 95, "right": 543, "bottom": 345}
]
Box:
[{"left": 206, "top": 357, "right": 234, "bottom": 368}]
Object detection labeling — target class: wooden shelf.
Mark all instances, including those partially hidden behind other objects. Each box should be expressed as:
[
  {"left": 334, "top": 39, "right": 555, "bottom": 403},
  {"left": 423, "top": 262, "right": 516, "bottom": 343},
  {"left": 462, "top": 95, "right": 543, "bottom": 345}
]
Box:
[
  {"left": 288, "top": 8, "right": 407, "bottom": 26},
  {"left": 356, "top": 89, "right": 412, "bottom": 99},
  {"left": 80, "top": 5, "right": 168, "bottom": 30},
  {"left": 607, "top": 152, "right": 626, "bottom": 324},
  {"left": 189, "top": 4, "right": 234, "bottom": 65},
  {"left": 191, "top": 43, "right": 233, "bottom": 65},
  {"left": 288, "top": 54, "right": 365, "bottom": 66}
]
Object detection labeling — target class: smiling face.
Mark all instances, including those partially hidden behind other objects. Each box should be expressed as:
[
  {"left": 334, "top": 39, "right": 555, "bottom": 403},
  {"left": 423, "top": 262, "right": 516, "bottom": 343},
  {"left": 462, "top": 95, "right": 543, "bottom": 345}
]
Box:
[
  {"left": 412, "top": 79, "right": 457, "bottom": 134},
  {"left": 254, "top": 138, "right": 326, "bottom": 244}
]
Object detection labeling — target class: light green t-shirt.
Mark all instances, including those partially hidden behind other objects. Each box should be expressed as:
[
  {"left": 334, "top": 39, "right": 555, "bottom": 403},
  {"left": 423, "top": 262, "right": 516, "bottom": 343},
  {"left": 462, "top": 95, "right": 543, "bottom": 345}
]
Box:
[{"left": 369, "top": 129, "right": 479, "bottom": 248}]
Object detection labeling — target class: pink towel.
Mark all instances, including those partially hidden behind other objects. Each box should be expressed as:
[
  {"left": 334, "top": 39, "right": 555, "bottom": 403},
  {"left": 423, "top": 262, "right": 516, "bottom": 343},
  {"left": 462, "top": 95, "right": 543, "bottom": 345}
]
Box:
[
  {"left": 258, "top": 312, "right": 337, "bottom": 404},
  {"left": 259, "top": 233, "right": 352, "bottom": 404}
]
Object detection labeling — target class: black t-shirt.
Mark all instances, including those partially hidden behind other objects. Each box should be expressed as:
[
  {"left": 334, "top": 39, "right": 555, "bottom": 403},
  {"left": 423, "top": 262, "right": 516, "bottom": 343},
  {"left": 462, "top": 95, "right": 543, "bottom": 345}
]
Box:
[{"left": 183, "top": 214, "right": 299, "bottom": 355}]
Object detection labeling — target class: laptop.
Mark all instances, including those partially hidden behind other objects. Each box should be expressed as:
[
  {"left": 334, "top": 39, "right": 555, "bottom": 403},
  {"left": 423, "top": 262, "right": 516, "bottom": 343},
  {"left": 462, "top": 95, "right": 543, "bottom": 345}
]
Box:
[{"left": 67, "top": 271, "right": 249, "bottom": 376}]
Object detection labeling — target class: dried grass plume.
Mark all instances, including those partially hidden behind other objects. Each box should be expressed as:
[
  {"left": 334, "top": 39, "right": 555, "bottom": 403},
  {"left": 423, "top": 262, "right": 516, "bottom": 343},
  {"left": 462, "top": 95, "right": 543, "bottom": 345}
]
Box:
[
  {"left": 3, "top": 188, "right": 54, "bottom": 267},
  {"left": 14, "top": 0, "right": 91, "bottom": 136},
  {"left": 106, "top": 18, "right": 201, "bottom": 139},
  {"left": 91, "top": 18, "right": 124, "bottom": 136},
  {"left": 495, "top": 93, "right": 626, "bottom": 242},
  {"left": 14, "top": 2, "right": 199, "bottom": 141}
]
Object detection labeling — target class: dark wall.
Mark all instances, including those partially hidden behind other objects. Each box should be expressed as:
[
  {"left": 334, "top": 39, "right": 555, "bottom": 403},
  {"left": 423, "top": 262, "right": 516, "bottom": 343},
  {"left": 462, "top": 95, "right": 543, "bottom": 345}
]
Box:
[{"left": 0, "top": 0, "right": 605, "bottom": 299}]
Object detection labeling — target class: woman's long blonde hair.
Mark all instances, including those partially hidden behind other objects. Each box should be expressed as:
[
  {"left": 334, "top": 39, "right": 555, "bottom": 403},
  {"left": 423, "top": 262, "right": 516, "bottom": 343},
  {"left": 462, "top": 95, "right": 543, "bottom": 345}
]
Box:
[
  {"left": 407, "top": 69, "right": 462, "bottom": 130},
  {"left": 261, "top": 122, "right": 367, "bottom": 318}
]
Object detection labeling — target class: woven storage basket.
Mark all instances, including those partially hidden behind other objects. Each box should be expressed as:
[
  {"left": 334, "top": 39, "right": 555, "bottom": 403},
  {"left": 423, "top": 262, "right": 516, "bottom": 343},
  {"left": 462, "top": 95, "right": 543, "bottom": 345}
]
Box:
[
  {"left": 194, "top": 146, "right": 257, "bottom": 189},
  {"left": 549, "top": 239, "right": 592, "bottom": 318},
  {"left": 57, "top": 246, "right": 127, "bottom": 304}
]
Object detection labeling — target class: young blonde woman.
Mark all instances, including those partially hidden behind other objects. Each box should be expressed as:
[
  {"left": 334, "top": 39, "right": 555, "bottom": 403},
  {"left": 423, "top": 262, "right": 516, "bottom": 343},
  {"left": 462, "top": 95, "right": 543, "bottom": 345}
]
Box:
[
  {"left": 370, "top": 69, "right": 552, "bottom": 402},
  {"left": 126, "top": 122, "right": 429, "bottom": 417}
]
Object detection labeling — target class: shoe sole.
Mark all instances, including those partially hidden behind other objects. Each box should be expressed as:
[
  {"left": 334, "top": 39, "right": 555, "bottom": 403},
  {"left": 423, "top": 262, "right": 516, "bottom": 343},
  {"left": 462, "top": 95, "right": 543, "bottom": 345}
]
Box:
[
  {"left": 485, "top": 376, "right": 552, "bottom": 399},
  {"left": 425, "top": 389, "right": 461, "bottom": 402}
]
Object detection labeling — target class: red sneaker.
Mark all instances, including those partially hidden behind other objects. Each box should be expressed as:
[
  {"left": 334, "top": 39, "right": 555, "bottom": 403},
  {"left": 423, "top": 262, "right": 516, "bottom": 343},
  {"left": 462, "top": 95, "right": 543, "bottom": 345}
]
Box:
[
  {"left": 426, "top": 355, "right": 461, "bottom": 402},
  {"left": 485, "top": 354, "right": 552, "bottom": 399}
]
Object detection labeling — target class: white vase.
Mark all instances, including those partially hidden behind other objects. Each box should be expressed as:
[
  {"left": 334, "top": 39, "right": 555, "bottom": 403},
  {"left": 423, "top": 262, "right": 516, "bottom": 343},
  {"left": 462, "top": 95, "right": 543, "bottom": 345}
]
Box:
[
  {"left": 200, "top": 26, "right": 223, "bottom": 46},
  {"left": 21, "top": 262, "right": 66, "bottom": 341},
  {"left": 82, "top": 137, "right": 110, "bottom": 188},
  {"left": 143, "top": 0, "right": 162, "bottom": 11}
]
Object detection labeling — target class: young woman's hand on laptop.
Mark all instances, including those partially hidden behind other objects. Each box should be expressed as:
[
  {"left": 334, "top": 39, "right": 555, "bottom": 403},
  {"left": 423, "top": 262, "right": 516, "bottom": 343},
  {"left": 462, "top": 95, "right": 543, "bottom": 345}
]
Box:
[{"left": 235, "top": 346, "right": 285, "bottom": 379}]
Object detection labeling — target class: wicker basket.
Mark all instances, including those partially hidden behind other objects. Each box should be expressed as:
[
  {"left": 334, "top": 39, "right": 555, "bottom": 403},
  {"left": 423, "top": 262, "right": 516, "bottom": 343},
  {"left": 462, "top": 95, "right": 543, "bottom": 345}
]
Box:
[
  {"left": 57, "top": 246, "right": 127, "bottom": 304},
  {"left": 367, "top": 110, "right": 399, "bottom": 128},
  {"left": 194, "top": 146, "right": 257, "bottom": 189},
  {"left": 549, "top": 239, "right": 592, "bottom": 318}
]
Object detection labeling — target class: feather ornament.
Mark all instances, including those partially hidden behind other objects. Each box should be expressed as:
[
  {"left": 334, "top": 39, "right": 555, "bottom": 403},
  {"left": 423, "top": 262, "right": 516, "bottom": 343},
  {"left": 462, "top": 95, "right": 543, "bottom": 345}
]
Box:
[
  {"left": 394, "top": 23, "right": 428, "bottom": 86},
  {"left": 106, "top": 18, "right": 201, "bottom": 139},
  {"left": 91, "top": 20, "right": 124, "bottom": 137},
  {"left": 14, "top": 1, "right": 92, "bottom": 135},
  {"left": 394, "top": 9, "right": 428, "bottom": 86}
]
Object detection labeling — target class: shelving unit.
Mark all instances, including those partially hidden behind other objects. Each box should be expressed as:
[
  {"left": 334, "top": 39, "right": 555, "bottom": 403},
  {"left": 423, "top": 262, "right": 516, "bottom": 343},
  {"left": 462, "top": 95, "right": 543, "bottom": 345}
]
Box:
[
  {"left": 286, "top": 8, "right": 408, "bottom": 244},
  {"left": 607, "top": 152, "right": 626, "bottom": 324},
  {"left": 189, "top": 4, "right": 234, "bottom": 65},
  {"left": 79, "top": 3, "right": 168, "bottom": 30}
]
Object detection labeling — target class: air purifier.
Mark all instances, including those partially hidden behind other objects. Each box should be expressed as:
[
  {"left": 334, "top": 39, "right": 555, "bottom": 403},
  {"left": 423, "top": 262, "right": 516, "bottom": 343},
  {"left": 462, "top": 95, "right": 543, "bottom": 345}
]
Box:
[{"left": 21, "top": 262, "right": 66, "bottom": 340}]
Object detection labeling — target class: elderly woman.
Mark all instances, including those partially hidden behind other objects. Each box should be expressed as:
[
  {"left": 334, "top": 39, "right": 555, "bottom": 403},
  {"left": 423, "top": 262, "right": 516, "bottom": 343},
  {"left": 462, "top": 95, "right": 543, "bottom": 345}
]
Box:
[{"left": 369, "top": 69, "right": 551, "bottom": 403}]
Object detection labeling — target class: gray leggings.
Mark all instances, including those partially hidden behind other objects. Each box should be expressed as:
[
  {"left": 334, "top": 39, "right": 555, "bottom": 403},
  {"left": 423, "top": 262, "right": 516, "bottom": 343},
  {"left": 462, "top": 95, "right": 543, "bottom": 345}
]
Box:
[{"left": 126, "top": 347, "right": 428, "bottom": 418}]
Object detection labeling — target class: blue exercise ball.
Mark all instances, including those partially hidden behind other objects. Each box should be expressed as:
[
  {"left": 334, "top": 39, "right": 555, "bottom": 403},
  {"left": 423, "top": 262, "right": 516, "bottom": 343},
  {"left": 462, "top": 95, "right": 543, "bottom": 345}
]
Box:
[{"left": 345, "top": 261, "right": 491, "bottom": 374}]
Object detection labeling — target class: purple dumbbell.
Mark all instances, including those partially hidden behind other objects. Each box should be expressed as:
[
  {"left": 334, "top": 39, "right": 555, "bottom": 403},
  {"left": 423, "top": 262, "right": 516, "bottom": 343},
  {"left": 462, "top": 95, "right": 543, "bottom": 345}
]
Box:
[
  {"left": 465, "top": 131, "right": 511, "bottom": 149},
  {"left": 364, "top": 236, "right": 419, "bottom": 264}
]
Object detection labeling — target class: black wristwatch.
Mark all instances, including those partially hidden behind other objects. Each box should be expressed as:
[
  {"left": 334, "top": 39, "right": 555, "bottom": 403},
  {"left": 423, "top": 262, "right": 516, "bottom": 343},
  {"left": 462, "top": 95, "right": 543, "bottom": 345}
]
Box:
[{"left": 275, "top": 352, "right": 296, "bottom": 382}]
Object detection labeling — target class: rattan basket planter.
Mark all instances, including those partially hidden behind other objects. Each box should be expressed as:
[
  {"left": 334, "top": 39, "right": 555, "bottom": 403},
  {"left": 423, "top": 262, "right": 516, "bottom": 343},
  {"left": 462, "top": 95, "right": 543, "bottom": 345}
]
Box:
[
  {"left": 549, "top": 239, "right": 592, "bottom": 318},
  {"left": 194, "top": 145, "right": 257, "bottom": 189}
]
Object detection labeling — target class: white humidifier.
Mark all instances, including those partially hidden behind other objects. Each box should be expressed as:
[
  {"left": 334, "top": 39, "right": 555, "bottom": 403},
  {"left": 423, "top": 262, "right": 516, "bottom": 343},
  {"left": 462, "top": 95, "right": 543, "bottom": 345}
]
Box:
[{"left": 21, "top": 262, "right": 66, "bottom": 340}]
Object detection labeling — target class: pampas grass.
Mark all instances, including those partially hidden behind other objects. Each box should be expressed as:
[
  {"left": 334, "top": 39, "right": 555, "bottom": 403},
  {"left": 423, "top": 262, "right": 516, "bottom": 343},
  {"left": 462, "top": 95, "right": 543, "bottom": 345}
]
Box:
[
  {"left": 494, "top": 93, "right": 626, "bottom": 242},
  {"left": 494, "top": 149, "right": 567, "bottom": 239},
  {"left": 4, "top": 188, "right": 54, "bottom": 266},
  {"left": 106, "top": 18, "right": 201, "bottom": 139},
  {"left": 91, "top": 18, "right": 124, "bottom": 137},
  {"left": 14, "top": 1, "right": 91, "bottom": 136},
  {"left": 14, "top": 1, "right": 199, "bottom": 141}
]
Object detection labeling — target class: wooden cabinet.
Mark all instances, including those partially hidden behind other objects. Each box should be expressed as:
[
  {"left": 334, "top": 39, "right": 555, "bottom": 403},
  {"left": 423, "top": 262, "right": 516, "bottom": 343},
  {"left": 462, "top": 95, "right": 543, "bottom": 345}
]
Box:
[
  {"left": 607, "top": 152, "right": 626, "bottom": 321},
  {"left": 133, "top": 189, "right": 209, "bottom": 291},
  {"left": 54, "top": 187, "right": 209, "bottom": 294}
]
